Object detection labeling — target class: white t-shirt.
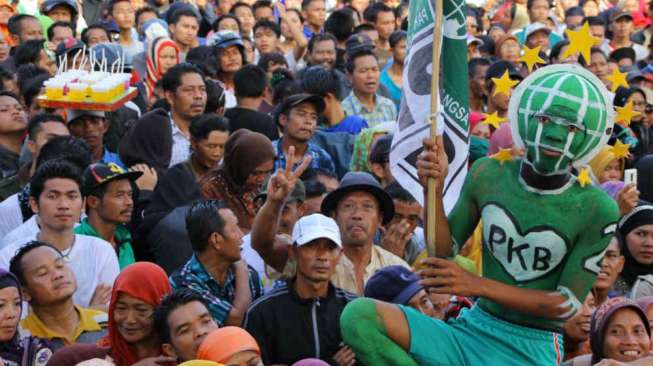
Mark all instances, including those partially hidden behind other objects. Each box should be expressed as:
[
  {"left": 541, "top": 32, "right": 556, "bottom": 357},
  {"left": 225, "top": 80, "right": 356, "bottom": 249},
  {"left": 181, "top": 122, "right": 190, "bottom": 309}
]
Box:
[
  {"left": 0, "top": 194, "right": 22, "bottom": 240},
  {"left": 0, "top": 215, "right": 39, "bottom": 250},
  {"left": 0, "top": 233, "right": 120, "bottom": 308}
]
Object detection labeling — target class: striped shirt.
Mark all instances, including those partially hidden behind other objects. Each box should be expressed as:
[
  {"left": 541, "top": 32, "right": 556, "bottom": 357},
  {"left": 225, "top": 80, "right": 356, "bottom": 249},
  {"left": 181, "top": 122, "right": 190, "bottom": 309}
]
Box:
[{"left": 170, "top": 254, "right": 263, "bottom": 325}]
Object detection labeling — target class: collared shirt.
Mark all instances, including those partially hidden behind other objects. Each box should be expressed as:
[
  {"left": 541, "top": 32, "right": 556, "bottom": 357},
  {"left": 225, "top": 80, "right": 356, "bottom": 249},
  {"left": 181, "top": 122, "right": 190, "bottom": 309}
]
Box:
[
  {"left": 20, "top": 306, "right": 108, "bottom": 349},
  {"left": 169, "top": 115, "right": 190, "bottom": 168},
  {"left": 74, "top": 218, "right": 135, "bottom": 270},
  {"left": 342, "top": 92, "right": 398, "bottom": 127},
  {"left": 169, "top": 254, "right": 263, "bottom": 325},
  {"left": 332, "top": 245, "right": 409, "bottom": 294},
  {"left": 271, "top": 139, "right": 336, "bottom": 176}
]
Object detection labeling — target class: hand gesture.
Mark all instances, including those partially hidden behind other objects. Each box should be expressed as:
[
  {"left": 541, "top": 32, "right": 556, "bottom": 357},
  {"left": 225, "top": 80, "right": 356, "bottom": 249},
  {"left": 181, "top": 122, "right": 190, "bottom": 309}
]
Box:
[
  {"left": 416, "top": 136, "right": 449, "bottom": 192},
  {"left": 267, "top": 146, "right": 312, "bottom": 203},
  {"left": 379, "top": 219, "right": 413, "bottom": 258},
  {"left": 418, "top": 257, "right": 481, "bottom": 298},
  {"left": 275, "top": 1, "right": 287, "bottom": 19},
  {"left": 130, "top": 164, "right": 158, "bottom": 191},
  {"left": 616, "top": 183, "right": 640, "bottom": 216},
  {"left": 332, "top": 345, "right": 357, "bottom": 366}
]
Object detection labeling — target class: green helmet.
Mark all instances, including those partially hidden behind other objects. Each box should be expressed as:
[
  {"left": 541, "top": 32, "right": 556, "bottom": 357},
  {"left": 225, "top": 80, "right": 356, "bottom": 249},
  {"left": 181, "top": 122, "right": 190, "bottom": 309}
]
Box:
[{"left": 508, "top": 64, "right": 614, "bottom": 175}]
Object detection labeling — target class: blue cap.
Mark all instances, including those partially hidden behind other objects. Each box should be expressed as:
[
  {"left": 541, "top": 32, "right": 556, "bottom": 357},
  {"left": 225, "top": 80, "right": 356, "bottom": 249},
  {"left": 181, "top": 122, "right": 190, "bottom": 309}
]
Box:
[
  {"left": 364, "top": 265, "right": 423, "bottom": 305},
  {"left": 207, "top": 30, "right": 244, "bottom": 50}
]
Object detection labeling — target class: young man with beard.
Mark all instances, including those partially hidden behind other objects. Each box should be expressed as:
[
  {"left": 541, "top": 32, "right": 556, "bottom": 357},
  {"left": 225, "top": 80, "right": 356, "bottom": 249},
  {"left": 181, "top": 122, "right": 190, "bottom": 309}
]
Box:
[
  {"left": 272, "top": 94, "right": 335, "bottom": 176},
  {"left": 154, "top": 289, "right": 219, "bottom": 363},
  {"left": 75, "top": 163, "right": 143, "bottom": 270}
]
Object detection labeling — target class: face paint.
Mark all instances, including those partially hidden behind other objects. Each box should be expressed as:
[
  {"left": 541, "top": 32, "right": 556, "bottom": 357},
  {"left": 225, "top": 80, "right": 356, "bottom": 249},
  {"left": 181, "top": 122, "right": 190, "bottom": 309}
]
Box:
[{"left": 509, "top": 65, "right": 614, "bottom": 176}]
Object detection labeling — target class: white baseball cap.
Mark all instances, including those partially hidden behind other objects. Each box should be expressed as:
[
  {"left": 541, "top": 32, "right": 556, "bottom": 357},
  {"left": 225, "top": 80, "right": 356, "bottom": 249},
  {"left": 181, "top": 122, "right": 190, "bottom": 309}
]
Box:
[{"left": 292, "top": 214, "right": 342, "bottom": 248}]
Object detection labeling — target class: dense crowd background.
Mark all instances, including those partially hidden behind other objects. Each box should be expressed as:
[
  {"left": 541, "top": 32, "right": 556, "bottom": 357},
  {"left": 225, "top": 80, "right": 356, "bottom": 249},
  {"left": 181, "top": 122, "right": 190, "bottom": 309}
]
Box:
[{"left": 0, "top": 0, "right": 649, "bottom": 364}]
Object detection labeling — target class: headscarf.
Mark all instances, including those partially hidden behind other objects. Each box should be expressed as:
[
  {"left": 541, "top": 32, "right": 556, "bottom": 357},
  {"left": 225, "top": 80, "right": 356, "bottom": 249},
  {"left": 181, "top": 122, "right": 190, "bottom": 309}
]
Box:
[
  {"left": 199, "top": 129, "right": 275, "bottom": 230},
  {"left": 145, "top": 37, "right": 179, "bottom": 98},
  {"left": 636, "top": 296, "right": 653, "bottom": 314},
  {"left": 350, "top": 123, "right": 393, "bottom": 173},
  {"left": 488, "top": 122, "right": 514, "bottom": 155},
  {"left": 0, "top": 269, "right": 22, "bottom": 362},
  {"left": 617, "top": 204, "right": 653, "bottom": 287},
  {"left": 100, "top": 262, "right": 172, "bottom": 366},
  {"left": 588, "top": 146, "right": 624, "bottom": 183},
  {"left": 590, "top": 297, "right": 651, "bottom": 364},
  {"left": 636, "top": 155, "right": 653, "bottom": 203},
  {"left": 196, "top": 327, "right": 260, "bottom": 363}
]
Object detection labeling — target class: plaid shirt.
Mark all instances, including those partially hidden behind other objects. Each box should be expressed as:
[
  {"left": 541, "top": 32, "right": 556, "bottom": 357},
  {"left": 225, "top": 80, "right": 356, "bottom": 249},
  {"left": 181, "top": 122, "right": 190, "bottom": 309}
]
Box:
[
  {"left": 272, "top": 139, "right": 336, "bottom": 176},
  {"left": 342, "top": 92, "right": 397, "bottom": 127},
  {"left": 170, "top": 254, "right": 263, "bottom": 325}
]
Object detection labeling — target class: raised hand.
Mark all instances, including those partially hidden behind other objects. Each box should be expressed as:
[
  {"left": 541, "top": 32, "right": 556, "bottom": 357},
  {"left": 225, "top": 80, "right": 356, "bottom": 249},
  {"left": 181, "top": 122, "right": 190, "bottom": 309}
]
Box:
[
  {"left": 267, "top": 146, "right": 312, "bottom": 203},
  {"left": 416, "top": 136, "right": 449, "bottom": 192}
]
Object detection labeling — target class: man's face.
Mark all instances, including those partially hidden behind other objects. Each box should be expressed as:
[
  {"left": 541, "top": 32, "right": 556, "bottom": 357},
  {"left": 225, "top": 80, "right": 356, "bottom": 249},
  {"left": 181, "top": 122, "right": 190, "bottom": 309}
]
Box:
[
  {"left": 292, "top": 238, "right": 342, "bottom": 282},
  {"left": 566, "top": 15, "right": 584, "bottom": 30},
  {"left": 166, "top": 72, "right": 207, "bottom": 121},
  {"left": 280, "top": 102, "right": 318, "bottom": 143},
  {"left": 17, "top": 18, "right": 43, "bottom": 44},
  {"left": 30, "top": 178, "right": 83, "bottom": 232},
  {"left": 562, "top": 292, "right": 595, "bottom": 342},
  {"left": 47, "top": 5, "right": 72, "bottom": 22},
  {"left": 170, "top": 15, "right": 199, "bottom": 47},
  {"left": 526, "top": 30, "right": 550, "bottom": 51},
  {"left": 254, "top": 6, "right": 274, "bottom": 21},
  {"left": 308, "top": 39, "right": 336, "bottom": 69},
  {"left": 67, "top": 115, "right": 108, "bottom": 151},
  {"left": 111, "top": 1, "right": 135, "bottom": 30},
  {"left": 29, "top": 121, "right": 69, "bottom": 158},
  {"left": 217, "top": 17, "right": 240, "bottom": 33},
  {"left": 389, "top": 199, "right": 421, "bottom": 237},
  {"left": 374, "top": 11, "right": 395, "bottom": 42},
  {"left": 192, "top": 130, "right": 229, "bottom": 170},
  {"left": 37, "top": 50, "right": 57, "bottom": 77},
  {"left": 612, "top": 18, "right": 634, "bottom": 39},
  {"left": 136, "top": 10, "right": 157, "bottom": 36},
  {"left": 349, "top": 54, "right": 380, "bottom": 96},
  {"left": 0, "top": 95, "right": 27, "bottom": 135},
  {"left": 304, "top": 0, "right": 326, "bottom": 28},
  {"left": 91, "top": 179, "right": 134, "bottom": 225},
  {"left": 279, "top": 201, "right": 303, "bottom": 235},
  {"left": 335, "top": 191, "right": 382, "bottom": 247},
  {"left": 254, "top": 27, "right": 278, "bottom": 54},
  {"left": 22, "top": 246, "right": 76, "bottom": 306},
  {"left": 486, "top": 82, "right": 512, "bottom": 111},
  {"left": 0, "top": 32, "right": 9, "bottom": 61},
  {"left": 163, "top": 301, "right": 218, "bottom": 362},
  {"left": 218, "top": 46, "right": 243, "bottom": 74},
  {"left": 528, "top": 0, "right": 550, "bottom": 23},
  {"left": 215, "top": 208, "right": 244, "bottom": 262},
  {"left": 590, "top": 25, "right": 606, "bottom": 44},
  {"left": 407, "top": 289, "right": 435, "bottom": 317},
  {"left": 219, "top": 0, "right": 236, "bottom": 14},
  {"left": 85, "top": 28, "right": 109, "bottom": 47},
  {"left": 593, "top": 238, "right": 624, "bottom": 291},
  {"left": 470, "top": 64, "right": 489, "bottom": 98},
  {"left": 51, "top": 25, "right": 73, "bottom": 45},
  {"left": 234, "top": 6, "right": 255, "bottom": 34},
  {"left": 588, "top": 52, "right": 609, "bottom": 80},
  {"left": 393, "top": 39, "right": 407, "bottom": 65}
]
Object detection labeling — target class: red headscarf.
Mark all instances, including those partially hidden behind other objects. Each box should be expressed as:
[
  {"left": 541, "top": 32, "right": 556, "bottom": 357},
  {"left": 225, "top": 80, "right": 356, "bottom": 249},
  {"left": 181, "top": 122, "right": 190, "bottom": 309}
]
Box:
[
  {"left": 99, "top": 262, "right": 172, "bottom": 366},
  {"left": 145, "top": 37, "right": 180, "bottom": 98}
]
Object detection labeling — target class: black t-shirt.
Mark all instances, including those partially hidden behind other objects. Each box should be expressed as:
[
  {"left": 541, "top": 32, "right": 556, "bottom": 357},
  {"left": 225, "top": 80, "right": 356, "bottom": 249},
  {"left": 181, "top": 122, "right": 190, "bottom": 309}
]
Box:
[{"left": 224, "top": 107, "right": 279, "bottom": 141}]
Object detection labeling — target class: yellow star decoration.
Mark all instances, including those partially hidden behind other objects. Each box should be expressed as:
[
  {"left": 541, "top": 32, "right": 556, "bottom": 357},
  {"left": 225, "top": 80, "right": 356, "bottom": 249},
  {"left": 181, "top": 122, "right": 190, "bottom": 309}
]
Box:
[
  {"left": 577, "top": 168, "right": 592, "bottom": 187},
  {"left": 614, "top": 100, "right": 641, "bottom": 127},
  {"left": 519, "top": 45, "right": 546, "bottom": 72},
  {"left": 481, "top": 111, "right": 508, "bottom": 129},
  {"left": 609, "top": 140, "right": 631, "bottom": 159},
  {"left": 563, "top": 22, "right": 600, "bottom": 63},
  {"left": 492, "top": 70, "right": 519, "bottom": 97},
  {"left": 491, "top": 148, "right": 514, "bottom": 165},
  {"left": 605, "top": 68, "right": 629, "bottom": 93}
]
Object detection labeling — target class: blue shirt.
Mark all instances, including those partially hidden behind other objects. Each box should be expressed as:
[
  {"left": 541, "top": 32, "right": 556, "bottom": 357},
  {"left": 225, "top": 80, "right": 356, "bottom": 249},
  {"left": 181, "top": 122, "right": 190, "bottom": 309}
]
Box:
[
  {"left": 379, "top": 69, "right": 401, "bottom": 111},
  {"left": 272, "top": 139, "right": 336, "bottom": 176},
  {"left": 170, "top": 254, "right": 263, "bottom": 325},
  {"left": 324, "top": 116, "right": 369, "bottom": 134}
]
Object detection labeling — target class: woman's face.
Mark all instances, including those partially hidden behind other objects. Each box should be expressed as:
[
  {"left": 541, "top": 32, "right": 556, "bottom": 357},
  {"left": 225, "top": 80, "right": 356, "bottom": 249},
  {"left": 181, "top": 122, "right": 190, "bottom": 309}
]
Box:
[
  {"left": 113, "top": 293, "right": 155, "bottom": 344},
  {"left": 583, "top": 0, "right": 599, "bottom": 17},
  {"left": 245, "top": 159, "right": 274, "bottom": 191},
  {"left": 158, "top": 45, "right": 178, "bottom": 76},
  {"left": 628, "top": 92, "right": 647, "bottom": 122},
  {"left": 280, "top": 11, "right": 302, "bottom": 39},
  {"left": 218, "top": 18, "right": 240, "bottom": 33},
  {"left": 0, "top": 286, "right": 20, "bottom": 342},
  {"left": 599, "top": 159, "right": 623, "bottom": 183},
  {"left": 499, "top": 39, "right": 520, "bottom": 63},
  {"left": 563, "top": 292, "right": 595, "bottom": 343},
  {"left": 594, "top": 237, "right": 625, "bottom": 292},
  {"left": 602, "top": 308, "right": 650, "bottom": 362},
  {"left": 627, "top": 224, "right": 653, "bottom": 265},
  {"left": 192, "top": 130, "right": 230, "bottom": 170},
  {"left": 471, "top": 123, "right": 491, "bottom": 139}
]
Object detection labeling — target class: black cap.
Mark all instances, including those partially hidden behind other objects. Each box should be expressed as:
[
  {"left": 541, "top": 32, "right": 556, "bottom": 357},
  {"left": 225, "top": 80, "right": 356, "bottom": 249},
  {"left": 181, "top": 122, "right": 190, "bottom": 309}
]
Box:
[
  {"left": 83, "top": 162, "right": 142, "bottom": 195},
  {"left": 609, "top": 47, "right": 636, "bottom": 63},
  {"left": 274, "top": 93, "right": 326, "bottom": 125},
  {"left": 484, "top": 60, "right": 523, "bottom": 82},
  {"left": 42, "top": 0, "right": 77, "bottom": 16},
  {"left": 321, "top": 171, "right": 395, "bottom": 224},
  {"left": 364, "top": 265, "right": 423, "bottom": 305},
  {"left": 611, "top": 10, "right": 633, "bottom": 22},
  {"left": 345, "top": 34, "right": 374, "bottom": 54}
]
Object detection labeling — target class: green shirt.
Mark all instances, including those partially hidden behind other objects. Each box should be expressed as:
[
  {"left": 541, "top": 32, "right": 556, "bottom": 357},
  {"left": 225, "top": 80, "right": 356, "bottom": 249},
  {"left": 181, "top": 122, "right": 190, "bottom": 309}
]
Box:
[
  {"left": 449, "top": 157, "right": 619, "bottom": 331},
  {"left": 74, "top": 218, "right": 135, "bottom": 270}
]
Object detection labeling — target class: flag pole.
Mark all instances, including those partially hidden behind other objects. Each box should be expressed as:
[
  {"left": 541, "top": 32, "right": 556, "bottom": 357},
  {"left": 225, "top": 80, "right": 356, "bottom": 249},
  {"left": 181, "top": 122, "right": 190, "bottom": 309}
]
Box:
[{"left": 426, "top": 0, "right": 444, "bottom": 257}]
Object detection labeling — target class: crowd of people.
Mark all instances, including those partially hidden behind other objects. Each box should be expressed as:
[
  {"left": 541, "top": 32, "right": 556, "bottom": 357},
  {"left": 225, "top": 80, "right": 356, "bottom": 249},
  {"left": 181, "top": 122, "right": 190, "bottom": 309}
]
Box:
[{"left": 0, "top": 0, "right": 648, "bottom": 364}]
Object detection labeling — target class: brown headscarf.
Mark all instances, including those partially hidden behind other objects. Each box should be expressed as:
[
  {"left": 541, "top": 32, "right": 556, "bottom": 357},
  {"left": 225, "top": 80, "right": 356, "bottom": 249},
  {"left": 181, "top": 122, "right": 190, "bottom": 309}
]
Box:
[{"left": 199, "top": 129, "right": 275, "bottom": 230}]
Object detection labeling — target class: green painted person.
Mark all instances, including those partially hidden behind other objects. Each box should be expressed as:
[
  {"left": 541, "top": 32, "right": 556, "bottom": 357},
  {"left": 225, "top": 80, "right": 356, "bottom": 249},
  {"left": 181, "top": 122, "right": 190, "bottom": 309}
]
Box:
[{"left": 339, "top": 64, "right": 620, "bottom": 365}]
